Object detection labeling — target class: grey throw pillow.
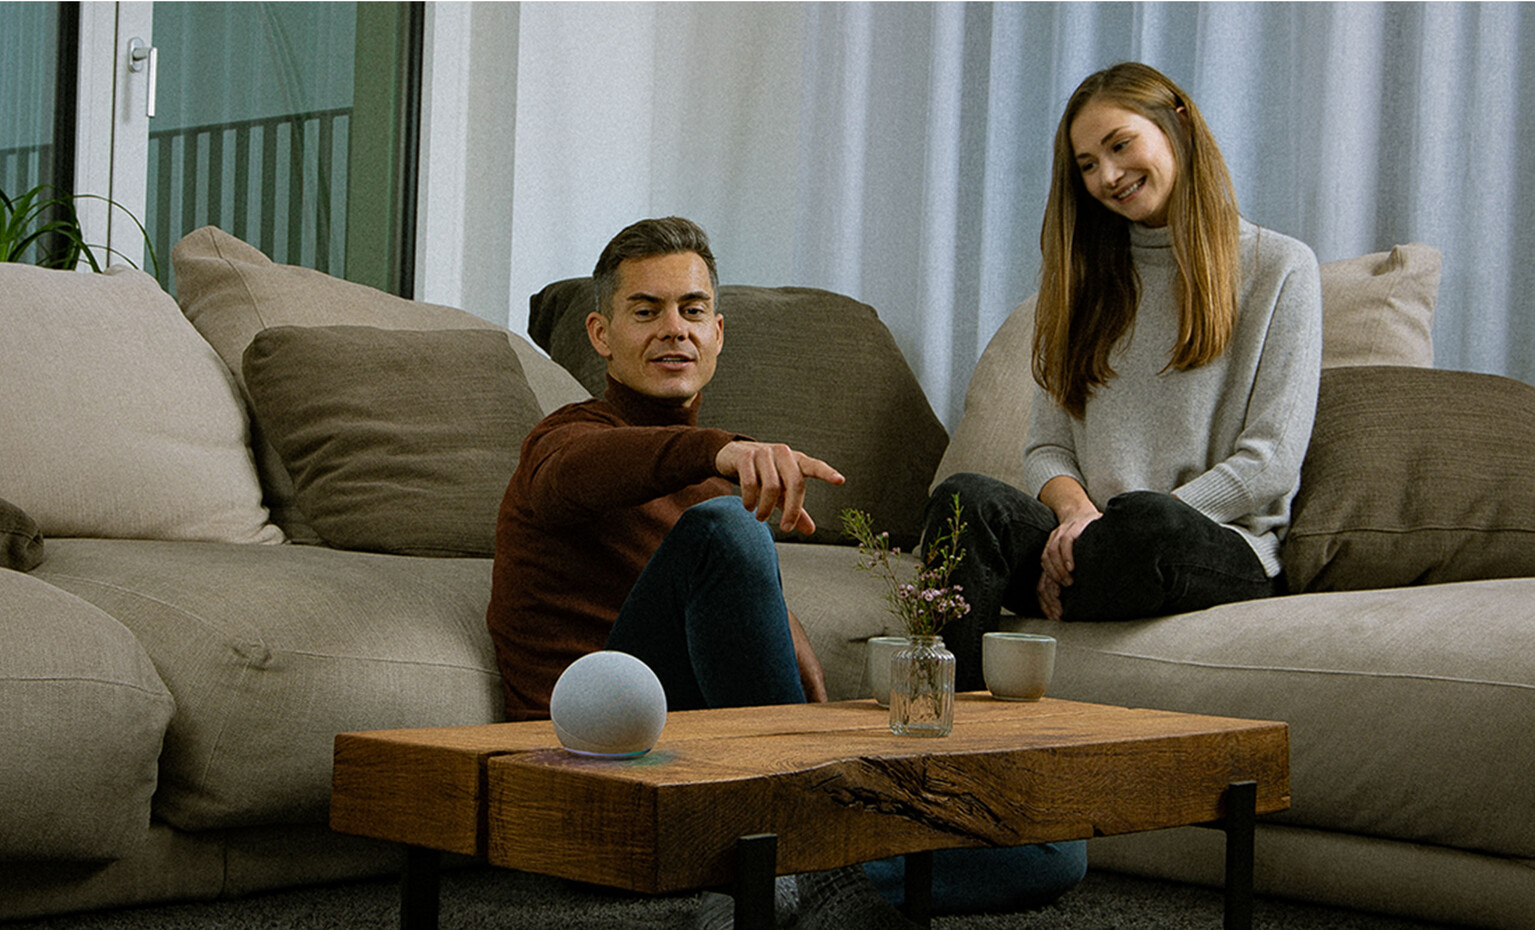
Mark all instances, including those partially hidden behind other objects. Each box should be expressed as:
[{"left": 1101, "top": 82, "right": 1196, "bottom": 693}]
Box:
[
  {"left": 242, "top": 325, "right": 545, "bottom": 557},
  {"left": 1283, "top": 366, "right": 1535, "bottom": 591},
  {"left": 528, "top": 278, "right": 949, "bottom": 547}
]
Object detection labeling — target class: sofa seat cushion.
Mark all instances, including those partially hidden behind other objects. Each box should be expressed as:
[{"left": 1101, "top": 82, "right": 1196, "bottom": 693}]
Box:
[
  {"left": 0, "top": 263, "right": 281, "bottom": 545},
  {"left": 32, "top": 539, "right": 500, "bottom": 832},
  {"left": 0, "top": 570, "right": 174, "bottom": 860},
  {"left": 1006, "top": 578, "right": 1535, "bottom": 860},
  {"left": 775, "top": 541, "right": 917, "bottom": 701}
]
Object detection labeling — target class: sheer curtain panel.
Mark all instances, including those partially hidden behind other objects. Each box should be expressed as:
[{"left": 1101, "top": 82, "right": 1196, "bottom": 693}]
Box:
[{"left": 425, "top": 2, "right": 1535, "bottom": 428}]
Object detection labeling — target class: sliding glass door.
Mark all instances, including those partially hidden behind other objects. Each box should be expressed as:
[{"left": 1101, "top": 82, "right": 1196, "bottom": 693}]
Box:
[
  {"left": 5, "top": 1, "right": 419, "bottom": 296},
  {"left": 0, "top": 2, "right": 78, "bottom": 263},
  {"left": 143, "top": 2, "right": 421, "bottom": 295}
]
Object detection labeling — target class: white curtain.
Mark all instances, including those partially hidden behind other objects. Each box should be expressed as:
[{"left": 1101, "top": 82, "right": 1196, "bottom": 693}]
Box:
[{"left": 453, "top": 1, "right": 1535, "bottom": 429}]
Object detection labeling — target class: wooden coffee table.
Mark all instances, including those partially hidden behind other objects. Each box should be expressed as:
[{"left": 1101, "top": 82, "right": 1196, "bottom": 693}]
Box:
[{"left": 332, "top": 695, "right": 1288, "bottom": 930}]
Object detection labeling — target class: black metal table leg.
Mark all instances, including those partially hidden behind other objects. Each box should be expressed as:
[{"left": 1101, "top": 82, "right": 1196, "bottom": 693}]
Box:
[
  {"left": 734, "top": 833, "right": 778, "bottom": 930},
  {"left": 1223, "top": 780, "right": 1257, "bottom": 930},
  {"left": 902, "top": 849, "right": 934, "bottom": 926},
  {"left": 401, "top": 845, "right": 441, "bottom": 930}
]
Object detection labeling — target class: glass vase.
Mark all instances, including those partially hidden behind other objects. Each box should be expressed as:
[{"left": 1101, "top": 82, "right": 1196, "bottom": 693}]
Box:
[{"left": 888, "top": 635, "right": 955, "bottom": 737}]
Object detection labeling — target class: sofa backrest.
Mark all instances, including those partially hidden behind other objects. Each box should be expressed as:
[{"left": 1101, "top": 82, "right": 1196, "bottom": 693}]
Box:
[
  {"left": 932, "top": 243, "right": 1444, "bottom": 495},
  {"left": 528, "top": 277, "right": 949, "bottom": 549}
]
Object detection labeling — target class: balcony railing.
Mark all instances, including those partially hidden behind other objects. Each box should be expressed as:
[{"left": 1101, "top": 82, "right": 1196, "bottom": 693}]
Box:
[
  {"left": 2, "top": 107, "right": 350, "bottom": 292},
  {"left": 0, "top": 142, "right": 54, "bottom": 200},
  {"left": 149, "top": 106, "right": 351, "bottom": 292}
]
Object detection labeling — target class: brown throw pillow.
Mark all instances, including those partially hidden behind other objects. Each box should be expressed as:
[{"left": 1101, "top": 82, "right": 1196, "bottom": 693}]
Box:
[
  {"left": 242, "top": 326, "right": 544, "bottom": 557},
  {"left": 1, "top": 498, "right": 44, "bottom": 572},
  {"left": 173, "top": 225, "right": 590, "bottom": 543},
  {"left": 1283, "top": 366, "right": 1535, "bottom": 591},
  {"left": 528, "top": 278, "right": 949, "bottom": 547}
]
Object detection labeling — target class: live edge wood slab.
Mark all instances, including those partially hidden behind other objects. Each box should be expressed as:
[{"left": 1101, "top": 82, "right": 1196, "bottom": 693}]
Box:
[{"left": 332, "top": 695, "right": 1288, "bottom": 896}]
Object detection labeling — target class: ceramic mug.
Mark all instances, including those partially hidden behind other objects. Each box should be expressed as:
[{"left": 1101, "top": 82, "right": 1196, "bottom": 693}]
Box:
[
  {"left": 865, "top": 636, "right": 910, "bottom": 707},
  {"left": 982, "top": 632, "right": 1055, "bottom": 701}
]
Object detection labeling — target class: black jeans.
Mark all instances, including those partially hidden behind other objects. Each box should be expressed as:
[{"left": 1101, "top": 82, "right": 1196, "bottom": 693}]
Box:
[{"left": 927, "top": 473, "right": 1280, "bottom": 692}]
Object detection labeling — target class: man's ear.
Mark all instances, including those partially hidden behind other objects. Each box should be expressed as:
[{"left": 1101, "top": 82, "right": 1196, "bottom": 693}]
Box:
[
  {"left": 585, "top": 311, "right": 614, "bottom": 359},
  {"left": 714, "top": 312, "right": 724, "bottom": 356}
]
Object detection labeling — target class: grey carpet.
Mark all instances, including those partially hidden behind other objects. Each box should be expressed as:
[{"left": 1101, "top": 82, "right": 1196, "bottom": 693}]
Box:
[{"left": 3, "top": 868, "right": 1464, "bottom": 929}]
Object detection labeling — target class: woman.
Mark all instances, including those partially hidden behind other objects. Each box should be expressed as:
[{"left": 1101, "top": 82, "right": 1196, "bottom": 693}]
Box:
[{"left": 932, "top": 61, "right": 1323, "bottom": 693}]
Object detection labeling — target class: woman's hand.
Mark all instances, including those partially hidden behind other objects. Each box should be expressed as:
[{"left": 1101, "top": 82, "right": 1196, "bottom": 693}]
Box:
[
  {"left": 1037, "top": 573, "right": 1064, "bottom": 623},
  {"left": 1036, "top": 476, "right": 1102, "bottom": 621},
  {"left": 1041, "top": 513, "right": 1098, "bottom": 586}
]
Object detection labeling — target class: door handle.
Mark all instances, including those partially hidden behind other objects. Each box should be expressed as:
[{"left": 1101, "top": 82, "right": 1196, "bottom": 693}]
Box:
[{"left": 127, "top": 37, "right": 158, "bottom": 119}]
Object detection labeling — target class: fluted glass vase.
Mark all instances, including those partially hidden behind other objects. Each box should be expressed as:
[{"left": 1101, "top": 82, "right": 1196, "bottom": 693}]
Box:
[{"left": 888, "top": 635, "right": 955, "bottom": 737}]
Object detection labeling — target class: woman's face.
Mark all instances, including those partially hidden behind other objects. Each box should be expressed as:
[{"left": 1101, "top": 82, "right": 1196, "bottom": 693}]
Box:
[{"left": 1069, "top": 100, "right": 1179, "bottom": 228}]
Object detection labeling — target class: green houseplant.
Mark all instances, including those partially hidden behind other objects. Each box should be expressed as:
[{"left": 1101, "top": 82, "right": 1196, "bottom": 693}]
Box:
[{"left": 0, "top": 184, "right": 158, "bottom": 277}]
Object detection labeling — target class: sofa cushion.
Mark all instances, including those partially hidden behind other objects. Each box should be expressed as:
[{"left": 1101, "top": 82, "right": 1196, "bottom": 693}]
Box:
[
  {"left": 31, "top": 538, "right": 502, "bottom": 831},
  {"left": 932, "top": 245, "right": 1442, "bottom": 494},
  {"left": 529, "top": 278, "right": 948, "bottom": 547},
  {"left": 173, "top": 226, "right": 590, "bottom": 542},
  {"left": 1318, "top": 244, "right": 1439, "bottom": 369},
  {"left": 1, "top": 498, "right": 44, "bottom": 572},
  {"left": 1007, "top": 577, "right": 1535, "bottom": 861},
  {"left": 930, "top": 295, "right": 1038, "bottom": 494},
  {"left": 775, "top": 541, "right": 916, "bottom": 701},
  {"left": 242, "top": 326, "right": 543, "bottom": 557},
  {"left": 0, "top": 263, "right": 281, "bottom": 544},
  {"left": 1283, "top": 366, "right": 1535, "bottom": 591},
  {"left": 0, "top": 570, "right": 175, "bottom": 860}
]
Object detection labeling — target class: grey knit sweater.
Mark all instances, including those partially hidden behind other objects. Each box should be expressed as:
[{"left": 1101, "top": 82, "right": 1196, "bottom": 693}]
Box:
[{"left": 1023, "top": 219, "right": 1322, "bottom": 576}]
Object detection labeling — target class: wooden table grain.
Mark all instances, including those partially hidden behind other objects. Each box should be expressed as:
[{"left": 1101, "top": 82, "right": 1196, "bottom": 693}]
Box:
[{"left": 332, "top": 695, "right": 1288, "bottom": 929}]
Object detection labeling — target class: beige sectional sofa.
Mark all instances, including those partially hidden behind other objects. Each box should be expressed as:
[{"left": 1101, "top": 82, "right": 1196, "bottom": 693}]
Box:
[{"left": 2, "top": 228, "right": 1531, "bottom": 929}]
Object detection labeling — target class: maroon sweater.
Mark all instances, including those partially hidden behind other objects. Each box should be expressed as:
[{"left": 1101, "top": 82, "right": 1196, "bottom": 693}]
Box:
[{"left": 487, "top": 377, "right": 743, "bottom": 721}]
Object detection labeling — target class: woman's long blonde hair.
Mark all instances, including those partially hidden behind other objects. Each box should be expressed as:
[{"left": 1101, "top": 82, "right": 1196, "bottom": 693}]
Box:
[{"left": 1034, "top": 62, "right": 1240, "bottom": 418}]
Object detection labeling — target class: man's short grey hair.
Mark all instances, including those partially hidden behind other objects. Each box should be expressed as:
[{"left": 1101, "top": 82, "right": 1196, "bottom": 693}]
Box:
[{"left": 592, "top": 217, "right": 719, "bottom": 318}]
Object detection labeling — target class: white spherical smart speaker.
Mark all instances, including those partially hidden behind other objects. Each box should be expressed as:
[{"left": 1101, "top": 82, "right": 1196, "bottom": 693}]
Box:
[{"left": 549, "top": 651, "right": 668, "bottom": 757}]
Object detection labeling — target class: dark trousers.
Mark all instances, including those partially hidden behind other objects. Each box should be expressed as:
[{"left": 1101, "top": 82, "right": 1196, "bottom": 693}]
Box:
[{"left": 928, "top": 473, "right": 1279, "bottom": 692}]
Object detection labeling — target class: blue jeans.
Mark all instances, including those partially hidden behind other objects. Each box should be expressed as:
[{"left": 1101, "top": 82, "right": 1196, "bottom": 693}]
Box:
[
  {"left": 930, "top": 472, "right": 1279, "bottom": 692},
  {"left": 604, "top": 496, "right": 805, "bottom": 711}
]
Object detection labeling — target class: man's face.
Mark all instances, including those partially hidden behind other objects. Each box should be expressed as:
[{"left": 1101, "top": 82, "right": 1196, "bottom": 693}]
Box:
[{"left": 586, "top": 252, "right": 723, "bottom": 406}]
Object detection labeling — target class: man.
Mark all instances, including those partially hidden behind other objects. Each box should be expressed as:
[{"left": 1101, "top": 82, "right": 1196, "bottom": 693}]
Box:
[
  {"left": 488, "top": 217, "right": 930, "bottom": 930},
  {"left": 488, "top": 217, "right": 1082, "bottom": 927},
  {"left": 487, "top": 216, "right": 838, "bottom": 724}
]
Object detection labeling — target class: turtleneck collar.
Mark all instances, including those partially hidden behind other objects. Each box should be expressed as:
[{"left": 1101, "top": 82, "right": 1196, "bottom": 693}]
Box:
[
  {"left": 1128, "top": 217, "right": 1255, "bottom": 263},
  {"left": 604, "top": 375, "right": 702, "bottom": 428},
  {"left": 1128, "top": 222, "right": 1173, "bottom": 249},
  {"left": 1128, "top": 222, "right": 1175, "bottom": 271}
]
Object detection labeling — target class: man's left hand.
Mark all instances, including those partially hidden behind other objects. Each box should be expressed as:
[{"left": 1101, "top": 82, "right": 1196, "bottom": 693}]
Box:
[{"left": 787, "top": 610, "right": 828, "bottom": 702}]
